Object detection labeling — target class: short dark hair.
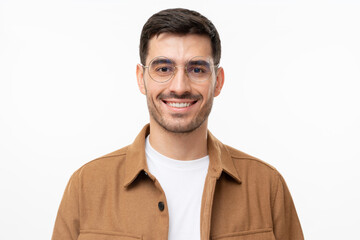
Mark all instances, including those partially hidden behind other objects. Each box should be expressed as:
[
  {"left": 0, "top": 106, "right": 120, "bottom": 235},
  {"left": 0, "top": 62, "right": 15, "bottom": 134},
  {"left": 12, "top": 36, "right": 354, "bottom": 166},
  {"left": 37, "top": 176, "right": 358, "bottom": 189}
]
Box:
[{"left": 139, "top": 8, "right": 221, "bottom": 66}]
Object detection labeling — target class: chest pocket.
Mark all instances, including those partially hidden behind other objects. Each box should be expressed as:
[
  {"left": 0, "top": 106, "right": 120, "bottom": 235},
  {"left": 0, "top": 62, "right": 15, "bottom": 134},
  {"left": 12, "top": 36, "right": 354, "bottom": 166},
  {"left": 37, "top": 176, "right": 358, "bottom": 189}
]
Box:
[
  {"left": 211, "top": 228, "right": 275, "bottom": 240},
  {"left": 78, "top": 230, "right": 141, "bottom": 240}
]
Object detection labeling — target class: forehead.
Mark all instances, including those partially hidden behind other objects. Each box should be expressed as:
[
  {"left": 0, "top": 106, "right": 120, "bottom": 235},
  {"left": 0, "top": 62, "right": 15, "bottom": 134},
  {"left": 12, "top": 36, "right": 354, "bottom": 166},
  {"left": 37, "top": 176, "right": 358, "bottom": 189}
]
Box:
[{"left": 146, "top": 33, "right": 212, "bottom": 64}]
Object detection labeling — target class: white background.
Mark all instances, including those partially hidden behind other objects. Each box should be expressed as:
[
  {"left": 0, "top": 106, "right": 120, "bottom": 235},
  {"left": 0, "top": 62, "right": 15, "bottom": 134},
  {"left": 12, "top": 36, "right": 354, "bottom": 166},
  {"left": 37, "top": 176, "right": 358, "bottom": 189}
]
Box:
[{"left": 1, "top": 0, "right": 359, "bottom": 239}]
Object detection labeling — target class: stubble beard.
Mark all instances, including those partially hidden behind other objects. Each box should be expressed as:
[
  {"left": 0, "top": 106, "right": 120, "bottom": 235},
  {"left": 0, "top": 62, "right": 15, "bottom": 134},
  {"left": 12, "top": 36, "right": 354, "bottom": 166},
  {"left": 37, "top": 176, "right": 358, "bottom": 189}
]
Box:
[{"left": 146, "top": 92, "right": 214, "bottom": 134}]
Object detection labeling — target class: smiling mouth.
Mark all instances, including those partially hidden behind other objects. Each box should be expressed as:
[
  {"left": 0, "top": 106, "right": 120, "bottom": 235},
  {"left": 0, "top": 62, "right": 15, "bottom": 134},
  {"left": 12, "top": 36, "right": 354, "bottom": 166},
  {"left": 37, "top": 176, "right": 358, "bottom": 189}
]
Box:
[{"left": 162, "top": 100, "right": 197, "bottom": 108}]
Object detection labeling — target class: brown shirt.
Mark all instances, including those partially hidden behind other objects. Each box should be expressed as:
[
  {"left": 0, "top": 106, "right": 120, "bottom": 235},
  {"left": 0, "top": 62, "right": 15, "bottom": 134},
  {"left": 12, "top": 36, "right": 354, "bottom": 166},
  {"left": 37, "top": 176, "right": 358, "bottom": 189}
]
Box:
[{"left": 52, "top": 125, "right": 304, "bottom": 240}]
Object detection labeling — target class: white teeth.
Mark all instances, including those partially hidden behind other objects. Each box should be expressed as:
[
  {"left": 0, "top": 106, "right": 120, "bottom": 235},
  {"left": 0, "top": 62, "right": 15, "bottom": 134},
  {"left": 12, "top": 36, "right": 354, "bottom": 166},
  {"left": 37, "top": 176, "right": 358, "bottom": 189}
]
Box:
[{"left": 167, "top": 102, "right": 191, "bottom": 108}]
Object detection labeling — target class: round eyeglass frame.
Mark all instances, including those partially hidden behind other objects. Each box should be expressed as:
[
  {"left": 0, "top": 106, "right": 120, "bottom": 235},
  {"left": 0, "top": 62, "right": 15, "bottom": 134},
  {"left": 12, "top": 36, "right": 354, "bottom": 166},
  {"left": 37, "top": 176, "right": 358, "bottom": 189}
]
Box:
[{"left": 141, "top": 56, "right": 219, "bottom": 83}]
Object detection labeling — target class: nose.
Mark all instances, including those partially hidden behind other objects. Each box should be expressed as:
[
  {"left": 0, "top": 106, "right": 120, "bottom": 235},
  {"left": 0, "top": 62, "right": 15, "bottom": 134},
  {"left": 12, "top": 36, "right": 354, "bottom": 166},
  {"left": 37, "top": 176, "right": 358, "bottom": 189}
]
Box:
[{"left": 167, "top": 66, "right": 192, "bottom": 94}]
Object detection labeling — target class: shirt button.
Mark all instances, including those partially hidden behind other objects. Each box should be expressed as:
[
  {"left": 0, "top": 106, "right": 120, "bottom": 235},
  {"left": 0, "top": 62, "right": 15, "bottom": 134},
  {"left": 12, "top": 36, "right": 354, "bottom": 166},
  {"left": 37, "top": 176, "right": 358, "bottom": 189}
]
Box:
[{"left": 158, "top": 201, "right": 165, "bottom": 211}]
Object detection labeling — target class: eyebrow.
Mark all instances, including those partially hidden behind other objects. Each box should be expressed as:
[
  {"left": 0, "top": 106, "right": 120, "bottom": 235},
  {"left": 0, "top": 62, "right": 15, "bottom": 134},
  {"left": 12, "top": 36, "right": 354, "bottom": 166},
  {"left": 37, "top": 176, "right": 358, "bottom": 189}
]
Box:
[
  {"left": 187, "top": 60, "right": 210, "bottom": 67},
  {"left": 151, "top": 58, "right": 173, "bottom": 65}
]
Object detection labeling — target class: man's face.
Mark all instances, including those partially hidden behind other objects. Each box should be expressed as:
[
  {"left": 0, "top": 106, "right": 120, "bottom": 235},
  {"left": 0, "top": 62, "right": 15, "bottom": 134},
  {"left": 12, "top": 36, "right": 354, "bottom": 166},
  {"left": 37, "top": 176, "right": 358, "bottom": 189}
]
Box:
[{"left": 137, "top": 33, "right": 224, "bottom": 133}]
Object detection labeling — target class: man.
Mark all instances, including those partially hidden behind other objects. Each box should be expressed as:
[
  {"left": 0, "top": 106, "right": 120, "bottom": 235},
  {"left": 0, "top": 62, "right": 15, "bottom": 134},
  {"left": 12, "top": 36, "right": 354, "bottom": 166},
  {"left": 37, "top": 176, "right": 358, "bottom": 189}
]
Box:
[{"left": 52, "top": 8, "right": 304, "bottom": 240}]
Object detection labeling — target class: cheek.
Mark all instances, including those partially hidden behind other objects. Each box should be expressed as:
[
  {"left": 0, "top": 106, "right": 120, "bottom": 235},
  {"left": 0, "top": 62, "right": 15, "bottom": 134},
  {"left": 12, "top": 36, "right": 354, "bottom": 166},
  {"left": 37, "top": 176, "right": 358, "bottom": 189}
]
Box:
[
  {"left": 201, "top": 84, "right": 215, "bottom": 99},
  {"left": 145, "top": 83, "right": 166, "bottom": 99}
]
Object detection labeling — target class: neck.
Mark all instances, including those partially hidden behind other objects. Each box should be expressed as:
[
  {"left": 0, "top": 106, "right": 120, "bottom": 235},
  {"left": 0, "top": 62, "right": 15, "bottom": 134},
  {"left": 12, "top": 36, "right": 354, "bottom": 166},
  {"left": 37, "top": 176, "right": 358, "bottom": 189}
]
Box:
[{"left": 148, "top": 119, "right": 208, "bottom": 160}]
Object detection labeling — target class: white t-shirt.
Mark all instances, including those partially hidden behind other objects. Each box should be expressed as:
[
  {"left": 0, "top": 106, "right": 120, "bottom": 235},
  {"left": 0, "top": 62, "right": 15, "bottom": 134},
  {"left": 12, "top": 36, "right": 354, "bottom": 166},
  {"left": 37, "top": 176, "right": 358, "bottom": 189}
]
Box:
[{"left": 145, "top": 136, "right": 209, "bottom": 240}]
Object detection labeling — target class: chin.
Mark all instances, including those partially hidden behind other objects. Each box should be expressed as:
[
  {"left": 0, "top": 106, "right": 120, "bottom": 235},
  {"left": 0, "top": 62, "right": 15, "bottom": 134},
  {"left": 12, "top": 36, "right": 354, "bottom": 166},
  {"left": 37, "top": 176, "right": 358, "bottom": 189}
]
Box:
[{"left": 156, "top": 117, "right": 206, "bottom": 134}]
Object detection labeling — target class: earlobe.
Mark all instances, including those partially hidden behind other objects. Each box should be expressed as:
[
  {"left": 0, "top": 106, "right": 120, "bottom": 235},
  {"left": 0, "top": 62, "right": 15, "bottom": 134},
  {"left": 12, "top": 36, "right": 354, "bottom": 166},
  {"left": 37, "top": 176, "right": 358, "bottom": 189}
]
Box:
[
  {"left": 214, "top": 67, "right": 224, "bottom": 97},
  {"left": 136, "top": 64, "right": 146, "bottom": 95}
]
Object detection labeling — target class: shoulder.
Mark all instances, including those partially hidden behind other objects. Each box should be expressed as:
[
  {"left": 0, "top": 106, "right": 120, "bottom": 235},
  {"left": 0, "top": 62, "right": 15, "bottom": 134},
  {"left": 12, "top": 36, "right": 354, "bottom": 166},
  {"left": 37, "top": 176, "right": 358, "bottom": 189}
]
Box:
[
  {"left": 226, "top": 145, "right": 277, "bottom": 170},
  {"left": 72, "top": 145, "right": 130, "bottom": 181},
  {"left": 223, "top": 144, "right": 287, "bottom": 203},
  {"left": 225, "top": 144, "right": 281, "bottom": 181}
]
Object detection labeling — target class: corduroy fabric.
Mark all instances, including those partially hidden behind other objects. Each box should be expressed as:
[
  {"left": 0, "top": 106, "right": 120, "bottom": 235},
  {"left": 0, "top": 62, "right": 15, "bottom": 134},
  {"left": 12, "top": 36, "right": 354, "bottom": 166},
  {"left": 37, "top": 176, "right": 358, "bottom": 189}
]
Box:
[{"left": 52, "top": 124, "right": 304, "bottom": 240}]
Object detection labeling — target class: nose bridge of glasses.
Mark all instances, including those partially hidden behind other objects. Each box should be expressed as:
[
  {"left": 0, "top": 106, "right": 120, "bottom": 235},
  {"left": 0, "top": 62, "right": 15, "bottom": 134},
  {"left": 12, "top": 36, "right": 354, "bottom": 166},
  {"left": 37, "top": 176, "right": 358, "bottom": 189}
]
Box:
[{"left": 173, "top": 65, "right": 190, "bottom": 80}]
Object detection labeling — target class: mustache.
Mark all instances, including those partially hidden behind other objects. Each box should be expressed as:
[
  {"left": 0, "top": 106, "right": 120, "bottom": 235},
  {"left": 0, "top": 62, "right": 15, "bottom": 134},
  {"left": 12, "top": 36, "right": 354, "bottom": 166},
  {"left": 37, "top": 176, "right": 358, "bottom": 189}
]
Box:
[{"left": 158, "top": 92, "right": 202, "bottom": 100}]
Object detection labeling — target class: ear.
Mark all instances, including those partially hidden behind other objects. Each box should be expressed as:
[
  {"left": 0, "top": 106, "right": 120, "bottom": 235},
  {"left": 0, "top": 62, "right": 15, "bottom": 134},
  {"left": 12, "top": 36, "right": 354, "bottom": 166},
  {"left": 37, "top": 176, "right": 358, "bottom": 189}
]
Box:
[
  {"left": 214, "top": 67, "right": 224, "bottom": 97},
  {"left": 136, "top": 64, "right": 146, "bottom": 95}
]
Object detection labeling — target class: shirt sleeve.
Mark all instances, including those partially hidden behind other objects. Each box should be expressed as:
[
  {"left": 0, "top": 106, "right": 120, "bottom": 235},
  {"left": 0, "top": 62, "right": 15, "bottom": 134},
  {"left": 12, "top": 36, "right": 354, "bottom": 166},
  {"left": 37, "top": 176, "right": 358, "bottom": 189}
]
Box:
[
  {"left": 272, "top": 174, "right": 304, "bottom": 240},
  {"left": 51, "top": 170, "right": 81, "bottom": 240}
]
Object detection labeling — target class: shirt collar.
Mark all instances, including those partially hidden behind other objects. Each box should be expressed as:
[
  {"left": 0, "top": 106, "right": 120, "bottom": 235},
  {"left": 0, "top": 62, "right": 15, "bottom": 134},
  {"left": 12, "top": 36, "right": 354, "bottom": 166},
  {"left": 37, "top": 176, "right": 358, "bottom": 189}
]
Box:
[{"left": 123, "top": 124, "right": 241, "bottom": 188}]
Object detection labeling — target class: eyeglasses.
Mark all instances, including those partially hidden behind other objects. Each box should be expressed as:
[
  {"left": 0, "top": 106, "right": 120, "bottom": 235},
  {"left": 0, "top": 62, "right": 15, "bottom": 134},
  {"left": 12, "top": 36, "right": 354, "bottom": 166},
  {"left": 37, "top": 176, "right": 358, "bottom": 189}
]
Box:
[{"left": 141, "top": 56, "right": 218, "bottom": 83}]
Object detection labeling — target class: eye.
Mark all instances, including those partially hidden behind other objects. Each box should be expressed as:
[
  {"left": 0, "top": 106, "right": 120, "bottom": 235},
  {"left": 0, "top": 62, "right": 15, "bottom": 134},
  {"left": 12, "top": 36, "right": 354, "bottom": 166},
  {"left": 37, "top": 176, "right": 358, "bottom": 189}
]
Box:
[
  {"left": 193, "top": 67, "right": 203, "bottom": 73},
  {"left": 188, "top": 66, "right": 208, "bottom": 74},
  {"left": 157, "top": 66, "right": 171, "bottom": 73},
  {"left": 152, "top": 64, "right": 175, "bottom": 76},
  {"left": 187, "top": 59, "right": 211, "bottom": 76},
  {"left": 155, "top": 65, "right": 174, "bottom": 74}
]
